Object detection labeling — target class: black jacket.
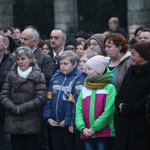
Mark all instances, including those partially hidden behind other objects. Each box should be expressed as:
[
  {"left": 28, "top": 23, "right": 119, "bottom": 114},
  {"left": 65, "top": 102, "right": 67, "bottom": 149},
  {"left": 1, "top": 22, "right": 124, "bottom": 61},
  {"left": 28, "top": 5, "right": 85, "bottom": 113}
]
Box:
[
  {"left": 0, "top": 53, "right": 15, "bottom": 124},
  {"left": 48, "top": 48, "right": 67, "bottom": 75},
  {"left": 33, "top": 47, "right": 54, "bottom": 86},
  {"left": 114, "top": 62, "right": 150, "bottom": 150}
]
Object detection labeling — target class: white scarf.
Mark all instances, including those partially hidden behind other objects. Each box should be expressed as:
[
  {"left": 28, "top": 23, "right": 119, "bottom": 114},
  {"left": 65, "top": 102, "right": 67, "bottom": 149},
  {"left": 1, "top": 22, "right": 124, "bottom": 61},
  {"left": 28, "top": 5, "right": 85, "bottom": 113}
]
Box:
[{"left": 17, "top": 66, "right": 33, "bottom": 79}]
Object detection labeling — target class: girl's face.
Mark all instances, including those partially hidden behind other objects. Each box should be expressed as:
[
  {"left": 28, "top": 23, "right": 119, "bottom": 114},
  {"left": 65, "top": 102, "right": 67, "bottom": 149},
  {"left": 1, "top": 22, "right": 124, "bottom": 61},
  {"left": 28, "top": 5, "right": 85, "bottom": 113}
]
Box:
[
  {"left": 105, "top": 39, "right": 121, "bottom": 59},
  {"left": 79, "top": 55, "right": 88, "bottom": 73},
  {"left": 42, "top": 44, "right": 50, "bottom": 54},
  {"left": 86, "top": 66, "right": 99, "bottom": 78},
  {"left": 17, "top": 54, "right": 32, "bottom": 71}
]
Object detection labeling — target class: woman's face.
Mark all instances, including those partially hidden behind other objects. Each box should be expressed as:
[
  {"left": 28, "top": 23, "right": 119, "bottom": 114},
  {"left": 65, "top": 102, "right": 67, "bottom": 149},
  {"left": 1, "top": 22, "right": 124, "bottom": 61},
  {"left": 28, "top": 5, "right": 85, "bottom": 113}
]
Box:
[
  {"left": 105, "top": 39, "right": 120, "bottom": 59},
  {"left": 76, "top": 44, "right": 84, "bottom": 56},
  {"left": 17, "top": 54, "right": 32, "bottom": 71},
  {"left": 89, "top": 39, "right": 102, "bottom": 55},
  {"left": 130, "top": 48, "right": 148, "bottom": 66}
]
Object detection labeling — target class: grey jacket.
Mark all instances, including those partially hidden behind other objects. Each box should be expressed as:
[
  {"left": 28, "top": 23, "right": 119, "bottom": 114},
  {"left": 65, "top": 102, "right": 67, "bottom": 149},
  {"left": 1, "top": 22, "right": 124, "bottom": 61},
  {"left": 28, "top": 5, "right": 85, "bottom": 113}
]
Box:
[{"left": 113, "top": 51, "right": 131, "bottom": 93}]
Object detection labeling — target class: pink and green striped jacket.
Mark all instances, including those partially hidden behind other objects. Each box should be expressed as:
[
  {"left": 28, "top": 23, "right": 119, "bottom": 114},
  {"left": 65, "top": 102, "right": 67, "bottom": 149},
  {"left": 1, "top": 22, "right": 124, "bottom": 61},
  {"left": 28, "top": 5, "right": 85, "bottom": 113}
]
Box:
[{"left": 75, "top": 83, "right": 116, "bottom": 139}]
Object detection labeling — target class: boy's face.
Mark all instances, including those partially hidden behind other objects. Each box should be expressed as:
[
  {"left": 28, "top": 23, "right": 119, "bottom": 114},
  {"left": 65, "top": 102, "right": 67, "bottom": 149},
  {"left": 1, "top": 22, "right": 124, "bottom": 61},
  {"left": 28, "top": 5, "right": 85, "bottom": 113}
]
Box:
[
  {"left": 60, "top": 58, "right": 77, "bottom": 75},
  {"left": 79, "top": 55, "right": 88, "bottom": 73}
]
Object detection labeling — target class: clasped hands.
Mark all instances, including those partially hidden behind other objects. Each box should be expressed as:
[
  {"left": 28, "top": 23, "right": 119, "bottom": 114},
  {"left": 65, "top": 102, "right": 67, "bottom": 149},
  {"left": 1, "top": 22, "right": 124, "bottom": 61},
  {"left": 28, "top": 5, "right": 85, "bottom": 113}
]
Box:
[{"left": 83, "top": 128, "right": 94, "bottom": 138}]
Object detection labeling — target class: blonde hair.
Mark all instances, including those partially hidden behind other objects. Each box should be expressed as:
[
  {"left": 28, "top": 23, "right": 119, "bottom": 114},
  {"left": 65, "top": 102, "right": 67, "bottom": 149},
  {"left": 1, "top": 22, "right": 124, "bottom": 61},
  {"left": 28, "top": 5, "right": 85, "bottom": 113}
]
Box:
[
  {"left": 79, "top": 49, "right": 98, "bottom": 59},
  {"left": 109, "top": 17, "right": 119, "bottom": 25},
  {"left": 59, "top": 51, "right": 79, "bottom": 65}
]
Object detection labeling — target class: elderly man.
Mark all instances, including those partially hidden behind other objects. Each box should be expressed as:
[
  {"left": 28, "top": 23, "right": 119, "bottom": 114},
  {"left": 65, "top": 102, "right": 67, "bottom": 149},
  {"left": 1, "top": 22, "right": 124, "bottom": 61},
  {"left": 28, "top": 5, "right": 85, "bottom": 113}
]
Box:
[
  {"left": 21, "top": 27, "right": 54, "bottom": 150},
  {"left": 21, "top": 27, "right": 53, "bottom": 85}
]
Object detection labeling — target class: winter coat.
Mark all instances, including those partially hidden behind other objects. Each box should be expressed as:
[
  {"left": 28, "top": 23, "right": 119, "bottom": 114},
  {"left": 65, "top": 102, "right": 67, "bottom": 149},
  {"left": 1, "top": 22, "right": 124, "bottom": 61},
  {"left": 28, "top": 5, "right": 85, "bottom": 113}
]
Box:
[
  {"left": 0, "top": 53, "right": 15, "bottom": 124},
  {"left": 0, "top": 63, "right": 47, "bottom": 134},
  {"left": 76, "top": 83, "right": 116, "bottom": 139},
  {"left": 43, "top": 68, "right": 81, "bottom": 126},
  {"left": 33, "top": 47, "right": 54, "bottom": 86},
  {"left": 110, "top": 51, "right": 131, "bottom": 93},
  {"left": 113, "top": 62, "right": 150, "bottom": 150}
]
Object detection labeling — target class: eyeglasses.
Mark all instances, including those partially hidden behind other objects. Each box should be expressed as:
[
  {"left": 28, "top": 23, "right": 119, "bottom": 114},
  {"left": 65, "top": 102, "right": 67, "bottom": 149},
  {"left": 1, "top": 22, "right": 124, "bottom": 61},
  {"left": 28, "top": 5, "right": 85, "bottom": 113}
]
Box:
[{"left": 89, "top": 42, "right": 99, "bottom": 47}]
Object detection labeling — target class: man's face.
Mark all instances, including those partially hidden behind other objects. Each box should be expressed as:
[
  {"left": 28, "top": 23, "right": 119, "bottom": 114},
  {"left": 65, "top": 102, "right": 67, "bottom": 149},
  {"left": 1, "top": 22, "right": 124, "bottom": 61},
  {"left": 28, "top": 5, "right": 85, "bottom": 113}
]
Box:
[
  {"left": 138, "top": 31, "right": 150, "bottom": 42},
  {"left": 13, "top": 29, "right": 21, "bottom": 41},
  {"left": 0, "top": 36, "right": 8, "bottom": 51},
  {"left": 50, "top": 30, "right": 66, "bottom": 49},
  {"left": 109, "top": 19, "right": 117, "bottom": 30},
  {"left": 21, "top": 30, "right": 37, "bottom": 50}
]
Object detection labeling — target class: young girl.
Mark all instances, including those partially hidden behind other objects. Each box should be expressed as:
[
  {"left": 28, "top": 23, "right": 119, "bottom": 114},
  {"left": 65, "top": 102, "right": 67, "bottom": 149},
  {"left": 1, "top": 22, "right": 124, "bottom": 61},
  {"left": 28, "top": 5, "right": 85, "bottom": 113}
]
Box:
[{"left": 75, "top": 55, "right": 116, "bottom": 150}]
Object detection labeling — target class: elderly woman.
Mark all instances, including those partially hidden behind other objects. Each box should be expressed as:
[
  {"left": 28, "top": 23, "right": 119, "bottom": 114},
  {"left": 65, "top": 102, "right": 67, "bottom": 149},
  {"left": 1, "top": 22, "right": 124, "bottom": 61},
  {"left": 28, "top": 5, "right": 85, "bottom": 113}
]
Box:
[
  {"left": 0, "top": 46, "right": 47, "bottom": 150},
  {"left": 104, "top": 33, "right": 131, "bottom": 93},
  {"left": 114, "top": 42, "right": 150, "bottom": 150}
]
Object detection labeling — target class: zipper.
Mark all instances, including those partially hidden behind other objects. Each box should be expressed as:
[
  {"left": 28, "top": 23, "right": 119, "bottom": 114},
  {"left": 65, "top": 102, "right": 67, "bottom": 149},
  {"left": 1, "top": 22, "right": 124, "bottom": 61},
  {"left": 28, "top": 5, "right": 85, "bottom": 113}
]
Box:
[{"left": 55, "top": 76, "right": 66, "bottom": 123}]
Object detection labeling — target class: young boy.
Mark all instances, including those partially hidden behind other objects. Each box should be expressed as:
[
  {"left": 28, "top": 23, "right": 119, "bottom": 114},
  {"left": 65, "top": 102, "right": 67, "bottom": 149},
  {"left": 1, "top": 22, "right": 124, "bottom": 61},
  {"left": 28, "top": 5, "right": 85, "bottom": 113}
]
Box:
[
  {"left": 76, "top": 55, "right": 116, "bottom": 150},
  {"left": 43, "top": 51, "right": 81, "bottom": 150}
]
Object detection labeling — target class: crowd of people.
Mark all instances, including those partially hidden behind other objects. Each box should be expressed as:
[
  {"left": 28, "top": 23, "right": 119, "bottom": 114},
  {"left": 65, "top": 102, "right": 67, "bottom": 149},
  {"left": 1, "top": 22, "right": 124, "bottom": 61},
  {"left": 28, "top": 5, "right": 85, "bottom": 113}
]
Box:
[{"left": 0, "top": 16, "right": 150, "bottom": 150}]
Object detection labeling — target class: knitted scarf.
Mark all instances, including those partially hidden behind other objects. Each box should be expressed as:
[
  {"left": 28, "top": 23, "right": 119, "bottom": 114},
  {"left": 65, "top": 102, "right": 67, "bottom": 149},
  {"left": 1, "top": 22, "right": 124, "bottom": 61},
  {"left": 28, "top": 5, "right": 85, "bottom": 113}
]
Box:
[
  {"left": 17, "top": 66, "right": 33, "bottom": 79},
  {"left": 84, "top": 74, "right": 112, "bottom": 89}
]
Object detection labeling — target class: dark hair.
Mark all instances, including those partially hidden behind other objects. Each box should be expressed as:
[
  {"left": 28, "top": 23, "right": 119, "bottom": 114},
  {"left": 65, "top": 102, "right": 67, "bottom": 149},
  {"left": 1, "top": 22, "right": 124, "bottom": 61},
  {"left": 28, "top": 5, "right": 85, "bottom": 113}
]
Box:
[
  {"left": 134, "top": 26, "right": 145, "bottom": 37},
  {"left": 0, "top": 25, "right": 13, "bottom": 35},
  {"left": 140, "top": 28, "right": 150, "bottom": 33},
  {"left": 44, "top": 39, "right": 51, "bottom": 50},
  {"left": 128, "top": 38, "right": 137, "bottom": 48}
]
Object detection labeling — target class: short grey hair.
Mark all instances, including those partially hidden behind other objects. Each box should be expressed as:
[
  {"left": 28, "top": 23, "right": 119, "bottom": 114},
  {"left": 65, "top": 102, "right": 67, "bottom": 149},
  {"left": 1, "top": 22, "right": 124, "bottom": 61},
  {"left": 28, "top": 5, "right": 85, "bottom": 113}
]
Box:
[
  {"left": 15, "top": 46, "right": 37, "bottom": 65},
  {"left": 24, "top": 28, "right": 39, "bottom": 40},
  {"left": 0, "top": 34, "right": 9, "bottom": 45}
]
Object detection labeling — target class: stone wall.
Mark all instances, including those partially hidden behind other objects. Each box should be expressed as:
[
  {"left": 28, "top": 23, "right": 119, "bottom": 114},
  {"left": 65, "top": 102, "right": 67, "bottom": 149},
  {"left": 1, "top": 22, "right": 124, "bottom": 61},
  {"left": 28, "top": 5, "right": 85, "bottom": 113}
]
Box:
[
  {"left": 0, "top": 0, "right": 13, "bottom": 27},
  {"left": 128, "top": 0, "right": 150, "bottom": 28},
  {"left": 54, "top": 0, "right": 78, "bottom": 33}
]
